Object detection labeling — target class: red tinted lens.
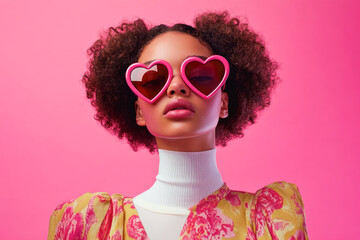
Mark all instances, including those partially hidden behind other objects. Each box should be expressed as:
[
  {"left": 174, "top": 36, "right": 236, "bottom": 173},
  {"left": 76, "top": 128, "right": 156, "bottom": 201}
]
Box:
[
  {"left": 130, "top": 64, "right": 169, "bottom": 100},
  {"left": 185, "top": 60, "right": 225, "bottom": 95}
]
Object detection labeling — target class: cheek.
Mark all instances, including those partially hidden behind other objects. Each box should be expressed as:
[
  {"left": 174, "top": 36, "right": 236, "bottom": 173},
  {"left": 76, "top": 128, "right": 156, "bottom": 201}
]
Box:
[
  {"left": 138, "top": 101, "right": 163, "bottom": 132},
  {"left": 197, "top": 94, "right": 223, "bottom": 127},
  {"left": 206, "top": 92, "right": 223, "bottom": 115}
]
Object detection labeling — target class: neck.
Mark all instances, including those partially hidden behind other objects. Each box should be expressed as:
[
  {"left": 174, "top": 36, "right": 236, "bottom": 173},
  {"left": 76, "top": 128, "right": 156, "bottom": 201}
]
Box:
[
  {"left": 134, "top": 148, "right": 223, "bottom": 212},
  {"left": 155, "top": 131, "right": 215, "bottom": 152}
]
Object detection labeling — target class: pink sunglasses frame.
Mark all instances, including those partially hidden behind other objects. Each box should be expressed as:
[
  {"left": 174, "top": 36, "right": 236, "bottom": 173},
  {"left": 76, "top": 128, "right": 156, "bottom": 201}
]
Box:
[{"left": 125, "top": 55, "right": 230, "bottom": 103}]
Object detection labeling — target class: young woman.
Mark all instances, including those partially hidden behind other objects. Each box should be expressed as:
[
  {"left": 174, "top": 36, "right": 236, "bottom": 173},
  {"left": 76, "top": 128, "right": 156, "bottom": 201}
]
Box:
[{"left": 48, "top": 12, "right": 308, "bottom": 240}]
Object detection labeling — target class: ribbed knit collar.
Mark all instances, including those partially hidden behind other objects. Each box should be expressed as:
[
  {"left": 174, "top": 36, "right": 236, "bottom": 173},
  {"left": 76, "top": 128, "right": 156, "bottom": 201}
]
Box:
[{"left": 133, "top": 148, "right": 224, "bottom": 213}]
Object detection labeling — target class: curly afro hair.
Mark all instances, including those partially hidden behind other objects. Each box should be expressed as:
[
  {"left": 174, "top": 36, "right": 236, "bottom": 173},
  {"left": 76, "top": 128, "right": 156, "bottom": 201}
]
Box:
[{"left": 82, "top": 11, "right": 280, "bottom": 153}]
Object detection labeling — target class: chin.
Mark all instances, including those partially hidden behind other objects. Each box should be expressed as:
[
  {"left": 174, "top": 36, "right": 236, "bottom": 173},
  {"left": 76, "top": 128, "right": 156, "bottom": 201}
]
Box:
[
  {"left": 153, "top": 129, "right": 215, "bottom": 140},
  {"left": 153, "top": 132, "right": 196, "bottom": 139}
]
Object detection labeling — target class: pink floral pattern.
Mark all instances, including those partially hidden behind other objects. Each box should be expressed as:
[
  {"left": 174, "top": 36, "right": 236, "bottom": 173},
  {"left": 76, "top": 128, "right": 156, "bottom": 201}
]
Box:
[
  {"left": 126, "top": 215, "right": 148, "bottom": 240},
  {"left": 180, "top": 184, "right": 235, "bottom": 239},
  {"left": 83, "top": 196, "right": 98, "bottom": 237},
  {"left": 290, "top": 230, "right": 306, "bottom": 240},
  {"left": 181, "top": 208, "right": 235, "bottom": 239},
  {"left": 48, "top": 182, "right": 308, "bottom": 240},
  {"left": 54, "top": 199, "right": 74, "bottom": 211},
  {"left": 110, "top": 231, "right": 122, "bottom": 240},
  {"left": 274, "top": 221, "right": 289, "bottom": 231},
  {"left": 54, "top": 206, "right": 84, "bottom": 240},
  {"left": 98, "top": 197, "right": 113, "bottom": 239},
  {"left": 251, "top": 187, "right": 284, "bottom": 238},
  {"left": 245, "top": 227, "right": 256, "bottom": 240},
  {"left": 291, "top": 193, "right": 304, "bottom": 215},
  {"left": 225, "top": 191, "right": 241, "bottom": 206}
]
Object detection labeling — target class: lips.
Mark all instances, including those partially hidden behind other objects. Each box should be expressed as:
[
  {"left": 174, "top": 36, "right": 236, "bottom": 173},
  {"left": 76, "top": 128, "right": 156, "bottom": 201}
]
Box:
[{"left": 163, "top": 99, "right": 195, "bottom": 115}]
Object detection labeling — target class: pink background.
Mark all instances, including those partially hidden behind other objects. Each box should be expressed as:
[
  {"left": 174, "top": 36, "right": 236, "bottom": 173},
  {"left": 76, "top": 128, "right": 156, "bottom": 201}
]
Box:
[{"left": 1, "top": 0, "right": 359, "bottom": 239}]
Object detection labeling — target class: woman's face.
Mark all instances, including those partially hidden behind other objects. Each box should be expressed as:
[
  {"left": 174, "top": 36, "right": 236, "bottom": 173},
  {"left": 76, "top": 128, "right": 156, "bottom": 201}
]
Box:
[{"left": 135, "top": 31, "right": 228, "bottom": 151}]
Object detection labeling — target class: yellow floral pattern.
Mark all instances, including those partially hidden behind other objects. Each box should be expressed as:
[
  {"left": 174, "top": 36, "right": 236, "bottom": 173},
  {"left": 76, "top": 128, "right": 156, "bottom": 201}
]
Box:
[{"left": 48, "top": 182, "right": 308, "bottom": 240}]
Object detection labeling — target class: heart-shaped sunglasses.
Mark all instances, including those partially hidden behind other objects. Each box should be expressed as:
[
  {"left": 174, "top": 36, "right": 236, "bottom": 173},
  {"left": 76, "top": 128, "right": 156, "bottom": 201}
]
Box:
[{"left": 125, "top": 55, "right": 230, "bottom": 103}]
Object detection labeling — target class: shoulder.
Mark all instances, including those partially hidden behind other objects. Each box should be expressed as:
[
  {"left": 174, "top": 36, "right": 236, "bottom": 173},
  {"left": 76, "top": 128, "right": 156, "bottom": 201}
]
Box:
[
  {"left": 47, "top": 192, "right": 126, "bottom": 240},
  {"left": 248, "top": 181, "right": 308, "bottom": 240},
  {"left": 253, "top": 182, "right": 304, "bottom": 211}
]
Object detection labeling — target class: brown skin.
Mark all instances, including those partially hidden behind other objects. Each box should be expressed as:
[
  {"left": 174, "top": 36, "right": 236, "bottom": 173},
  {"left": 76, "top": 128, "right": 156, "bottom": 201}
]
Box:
[{"left": 135, "top": 32, "right": 229, "bottom": 152}]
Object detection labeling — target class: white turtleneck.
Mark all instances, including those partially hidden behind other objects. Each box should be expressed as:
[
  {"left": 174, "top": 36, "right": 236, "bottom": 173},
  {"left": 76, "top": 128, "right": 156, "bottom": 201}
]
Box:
[{"left": 133, "top": 148, "right": 223, "bottom": 240}]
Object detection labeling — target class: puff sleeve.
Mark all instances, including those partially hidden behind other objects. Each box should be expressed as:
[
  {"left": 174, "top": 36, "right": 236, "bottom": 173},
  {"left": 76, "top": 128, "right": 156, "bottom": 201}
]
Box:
[
  {"left": 248, "top": 182, "right": 309, "bottom": 240},
  {"left": 47, "top": 192, "right": 125, "bottom": 240}
]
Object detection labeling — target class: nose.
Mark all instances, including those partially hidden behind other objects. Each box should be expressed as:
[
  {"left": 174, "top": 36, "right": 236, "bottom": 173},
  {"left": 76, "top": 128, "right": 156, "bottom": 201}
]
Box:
[{"left": 166, "top": 75, "right": 190, "bottom": 98}]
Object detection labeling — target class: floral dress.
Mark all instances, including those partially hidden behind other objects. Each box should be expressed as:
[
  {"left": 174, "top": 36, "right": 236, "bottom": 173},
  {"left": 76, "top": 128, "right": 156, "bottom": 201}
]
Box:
[{"left": 47, "top": 182, "right": 308, "bottom": 240}]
